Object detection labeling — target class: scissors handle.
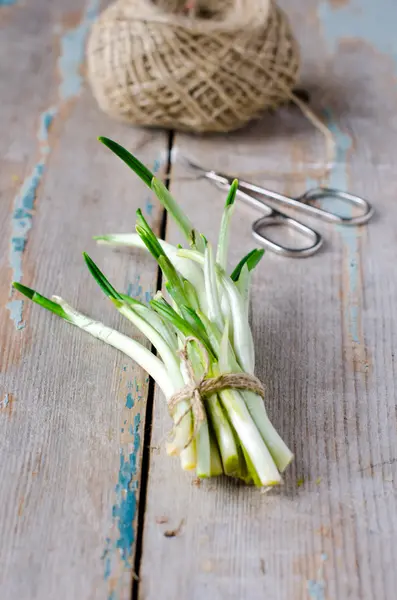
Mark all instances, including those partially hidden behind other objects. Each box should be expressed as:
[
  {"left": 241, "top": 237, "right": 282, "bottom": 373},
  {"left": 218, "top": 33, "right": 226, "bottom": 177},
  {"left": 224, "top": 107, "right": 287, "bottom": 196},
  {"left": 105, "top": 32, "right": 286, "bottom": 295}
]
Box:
[
  {"left": 236, "top": 179, "right": 373, "bottom": 226},
  {"left": 204, "top": 171, "right": 323, "bottom": 257},
  {"left": 205, "top": 171, "right": 374, "bottom": 226},
  {"left": 236, "top": 188, "right": 323, "bottom": 258},
  {"left": 297, "top": 187, "right": 374, "bottom": 225}
]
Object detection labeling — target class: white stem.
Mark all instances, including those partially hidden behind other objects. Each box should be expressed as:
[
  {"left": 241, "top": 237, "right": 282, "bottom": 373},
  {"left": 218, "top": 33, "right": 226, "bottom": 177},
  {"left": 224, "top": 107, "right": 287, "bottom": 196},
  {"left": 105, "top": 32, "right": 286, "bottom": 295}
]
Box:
[
  {"left": 216, "top": 203, "right": 235, "bottom": 269},
  {"left": 242, "top": 390, "right": 293, "bottom": 472},
  {"left": 179, "top": 444, "right": 197, "bottom": 471},
  {"left": 204, "top": 244, "right": 223, "bottom": 330},
  {"left": 219, "top": 388, "right": 281, "bottom": 486},
  {"left": 52, "top": 296, "right": 174, "bottom": 398},
  {"left": 206, "top": 393, "right": 240, "bottom": 475},
  {"left": 118, "top": 303, "right": 195, "bottom": 456},
  {"left": 118, "top": 305, "right": 183, "bottom": 387},
  {"left": 96, "top": 234, "right": 208, "bottom": 312},
  {"left": 196, "top": 421, "right": 212, "bottom": 478},
  {"left": 217, "top": 317, "right": 292, "bottom": 472},
  {"left": 209, "top": 434, "right": 223, "bottom": 476},
  {"left": 178, "top": 249, "right": 255, "bottom": 373},
  {"left": 55, "top": 296, "right": 196, "bottom": 467},
  {"left": 132, "top": 303, "right": 178, "bottom": 352},
  {"left": 234, "top": 263, "right": 251, "bottom": 320},
  {"left": 220, "top": 275, "right": 255, "bottom": 373}
]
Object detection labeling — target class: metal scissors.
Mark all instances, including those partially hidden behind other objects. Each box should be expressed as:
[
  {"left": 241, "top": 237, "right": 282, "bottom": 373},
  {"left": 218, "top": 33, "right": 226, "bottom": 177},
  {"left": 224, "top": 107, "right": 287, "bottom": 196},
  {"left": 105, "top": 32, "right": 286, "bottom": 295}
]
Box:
[{"left": 182, "top": 157, "right": 374, "bottom": 258}]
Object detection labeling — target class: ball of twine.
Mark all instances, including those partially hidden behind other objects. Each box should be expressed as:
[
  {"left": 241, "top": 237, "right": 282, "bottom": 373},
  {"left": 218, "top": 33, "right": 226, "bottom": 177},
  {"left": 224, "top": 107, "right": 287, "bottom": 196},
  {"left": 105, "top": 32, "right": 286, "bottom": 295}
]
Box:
[{"left": 87, "top": 0, "right": 300, "bottom": 133}]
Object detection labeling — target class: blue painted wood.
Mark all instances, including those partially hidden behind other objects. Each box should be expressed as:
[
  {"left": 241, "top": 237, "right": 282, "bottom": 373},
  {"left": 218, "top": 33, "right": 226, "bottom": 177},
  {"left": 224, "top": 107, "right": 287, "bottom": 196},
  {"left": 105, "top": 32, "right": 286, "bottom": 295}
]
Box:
[{"left": 0, "top": 2, "right": 167, "bottom": 599}]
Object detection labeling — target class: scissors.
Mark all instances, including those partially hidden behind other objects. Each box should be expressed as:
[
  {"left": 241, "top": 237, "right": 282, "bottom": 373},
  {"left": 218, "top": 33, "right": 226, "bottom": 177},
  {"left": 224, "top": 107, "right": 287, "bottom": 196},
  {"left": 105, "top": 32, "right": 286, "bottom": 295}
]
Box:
[{"left": 182, "top": 157, "right": 374, "bottom": 258}]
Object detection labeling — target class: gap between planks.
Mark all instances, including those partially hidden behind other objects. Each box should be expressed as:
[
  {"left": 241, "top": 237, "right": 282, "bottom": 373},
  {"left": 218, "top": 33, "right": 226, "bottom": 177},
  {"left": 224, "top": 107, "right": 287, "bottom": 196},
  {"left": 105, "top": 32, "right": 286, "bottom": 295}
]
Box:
[{"left": 132, "top": 130, "right": 175, "bottom": 599}]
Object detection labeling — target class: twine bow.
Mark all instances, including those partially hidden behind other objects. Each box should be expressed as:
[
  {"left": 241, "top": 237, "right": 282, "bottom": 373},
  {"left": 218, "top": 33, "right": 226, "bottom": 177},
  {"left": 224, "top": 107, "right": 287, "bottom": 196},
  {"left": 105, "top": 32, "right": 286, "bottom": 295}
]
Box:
[{"left": 168, "top": 337, "right": 264, "bottom": 449}]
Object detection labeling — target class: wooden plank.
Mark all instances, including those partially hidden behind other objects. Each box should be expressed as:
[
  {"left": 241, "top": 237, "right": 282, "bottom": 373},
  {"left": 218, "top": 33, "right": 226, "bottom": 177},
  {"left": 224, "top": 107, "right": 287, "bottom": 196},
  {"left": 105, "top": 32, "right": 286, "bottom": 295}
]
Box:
[
  {"left": 137, "top": 1, "right": 397, "bottom": 599},
  {"left": 0, "top": 2, "right": 167, "bottom": 599}
]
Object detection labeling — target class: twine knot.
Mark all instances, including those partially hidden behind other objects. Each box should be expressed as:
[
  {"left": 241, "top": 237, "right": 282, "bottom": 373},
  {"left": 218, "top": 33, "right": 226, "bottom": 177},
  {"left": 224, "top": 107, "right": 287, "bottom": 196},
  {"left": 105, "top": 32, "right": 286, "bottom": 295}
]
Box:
[{"left": 168, "top": 337, "right": 264, "bottom": 448}]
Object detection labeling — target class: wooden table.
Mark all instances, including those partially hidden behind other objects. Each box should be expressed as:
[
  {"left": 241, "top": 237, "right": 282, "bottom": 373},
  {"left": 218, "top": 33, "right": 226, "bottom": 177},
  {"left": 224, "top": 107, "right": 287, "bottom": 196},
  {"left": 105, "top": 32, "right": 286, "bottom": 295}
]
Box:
[{"left": 1, "top": 1, "right": 396, "bottom": 598}]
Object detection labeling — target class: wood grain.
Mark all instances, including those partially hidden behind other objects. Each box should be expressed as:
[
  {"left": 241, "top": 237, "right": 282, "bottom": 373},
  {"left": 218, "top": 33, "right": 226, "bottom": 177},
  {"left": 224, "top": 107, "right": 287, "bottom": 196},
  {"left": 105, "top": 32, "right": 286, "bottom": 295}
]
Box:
[
  {"left": 2, "top": 0, "right": 397, "bottom": 599},
  {"left": 0, "top": 2, "right": 166, "bottom": 599},
  {"left": 137, "top": 1, "right": 397, "bottom": 599}
]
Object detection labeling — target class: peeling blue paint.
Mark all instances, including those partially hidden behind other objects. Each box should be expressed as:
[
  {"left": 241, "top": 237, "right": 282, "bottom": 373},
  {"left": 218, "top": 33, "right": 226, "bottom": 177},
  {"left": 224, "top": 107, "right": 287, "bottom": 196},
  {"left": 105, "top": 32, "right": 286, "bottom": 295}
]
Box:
[
  {"left": 7, "top": 107, "right": 57, "bottom": 328},
  {"left": 101, "top": 143, "right": 160, "bottom": 595},
  {"left": 125, "top": 393, "right": 134, "bottom": 409},
  {"left": 315, "top": 6, "right": 367, "bottom": 346},
  {"left": 320, "top": 0, "right": 397, "bottom": 65},
  {"left": 323, "top": 110, "right": 361, "bottom": 343},
  {"left": 1, "top": 394, "right": 9, "bottom": 409},
  {"left": 6, "top": 300, "right": 24, "bottom": 331},
  {"left": 127, "top": 276, "right": 143, "bottom": 301},
  {"left": 38, "top": 109, "right": 56, "bottom": 144},
  {"left": 8, "top": 2, "right": 100, "bottom": 329},
  {"left": 113, "top": 414, "right": 141, "bottom": 563},
  {"left": 307, "top": 578, "right": 326, "bottom": 600},
  {"left": 0, "top": 0, "right": 17, "bottom": 5},
  {"left": 145, "top": 198, "right": 154, "bottom": 216},
  {"left": 307, "top": 553, "right": 327, "bottom": 600},
  {"left": 104, "top": 556, "right": 111, "bottom": 580},
  {"left": 103, "top": 399, "right": 141, "bottom": 586},
  {"left": 144, "top": 157, "right": 161, "bottom": 216},
  {"left": 134, "top": 377, "right": 143, "bottom": 402},
  {"left": 58, "top": 0, "right": 100, "bottom": 101}
]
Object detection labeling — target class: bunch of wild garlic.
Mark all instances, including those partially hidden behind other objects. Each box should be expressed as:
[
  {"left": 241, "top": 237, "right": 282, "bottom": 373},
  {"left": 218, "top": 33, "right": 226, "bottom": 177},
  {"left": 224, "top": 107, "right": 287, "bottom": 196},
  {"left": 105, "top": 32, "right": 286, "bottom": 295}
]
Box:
[{"left": 13, "top": 137, "right": 293, "bottom": 487}]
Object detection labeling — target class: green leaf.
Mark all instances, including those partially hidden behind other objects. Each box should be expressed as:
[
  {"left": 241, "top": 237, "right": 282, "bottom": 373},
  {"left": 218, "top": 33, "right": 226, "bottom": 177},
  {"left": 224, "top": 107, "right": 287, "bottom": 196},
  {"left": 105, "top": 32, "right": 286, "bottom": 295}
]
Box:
[
  {"left": 98, "top": 137, "right": 154, "bottom": 187},
  {"left": 230, "top": 249, "right": 265, "bottom": 282},
  {"left": 150, "top": 298, "right": 215, "bottom": 360},
  {"left": 216, "top": 180, "right": 238, "bottom": 268},
  {"left": 163, "top": 279, "right": 189, "bottom": 312},
  {"left": 83, "top": 253, "right": 122, "bottom": 302},
  {"left": 12, "top": 282, "right": 71, "bottom": 321},
  {"left": 150, "top": 298, "right": 194, "bottom": 338},
  {"left": 151, "top": 178, "right": 204, "bottom": 250},
  {"left": 136, "top": 209, "right": 165, "bottom": 261},
  {"left": 118, "top": 293, "right": 143, "bottom": 306},
  {"left": 225, "top": 179, "right": 238, "bottom": 207},
  {"left": 136, "top": 212, "right": 188, "bottom": 303},
  {"left": 181, "top": 305, "right": 207, "bottom": 336},
  {"left": 200, "top": 234, "right": 208, "bottom": 247},
  {"left": 183, "top": 280, "right": 199, "bottom": 310},
  {"left": 180, "top": 306, "right": 216, "bottom": 360}
]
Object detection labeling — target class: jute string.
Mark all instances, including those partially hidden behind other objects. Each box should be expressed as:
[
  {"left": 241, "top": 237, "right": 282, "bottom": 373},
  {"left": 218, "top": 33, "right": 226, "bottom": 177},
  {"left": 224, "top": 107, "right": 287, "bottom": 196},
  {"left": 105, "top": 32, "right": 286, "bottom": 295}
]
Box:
[
  {"left": 87, "top": 0, "right": 301, "bottom": 133},
  {"left": 166, "top": 86, "right": 336, "bottom": 182},
  {"left": 88, "top": 0, "right": 335, "bottom": 184},
  {"left": 168, "top": 337, "right": 264, "bottom": 448}
]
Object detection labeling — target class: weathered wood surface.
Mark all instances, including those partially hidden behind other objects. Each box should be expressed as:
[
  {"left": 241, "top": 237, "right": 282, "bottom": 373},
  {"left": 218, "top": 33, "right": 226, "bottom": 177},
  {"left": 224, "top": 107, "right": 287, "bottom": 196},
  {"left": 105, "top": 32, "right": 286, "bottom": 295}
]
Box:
[
  {"left": 0, "top": 1, "right": 167, "bottom": 599},
  {"left": 2, "top": 0, "right": 397, "bottom": 599},
  {"left": 138, "top": 1, "right": 397, "bottom": 599}
]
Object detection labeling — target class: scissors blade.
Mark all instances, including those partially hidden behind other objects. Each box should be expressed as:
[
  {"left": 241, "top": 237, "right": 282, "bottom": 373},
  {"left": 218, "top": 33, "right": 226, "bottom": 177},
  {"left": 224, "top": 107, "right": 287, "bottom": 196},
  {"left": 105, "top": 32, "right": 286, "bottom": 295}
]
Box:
[{"left": 178, "top": 155, "right": 235, "bottom": 187}]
